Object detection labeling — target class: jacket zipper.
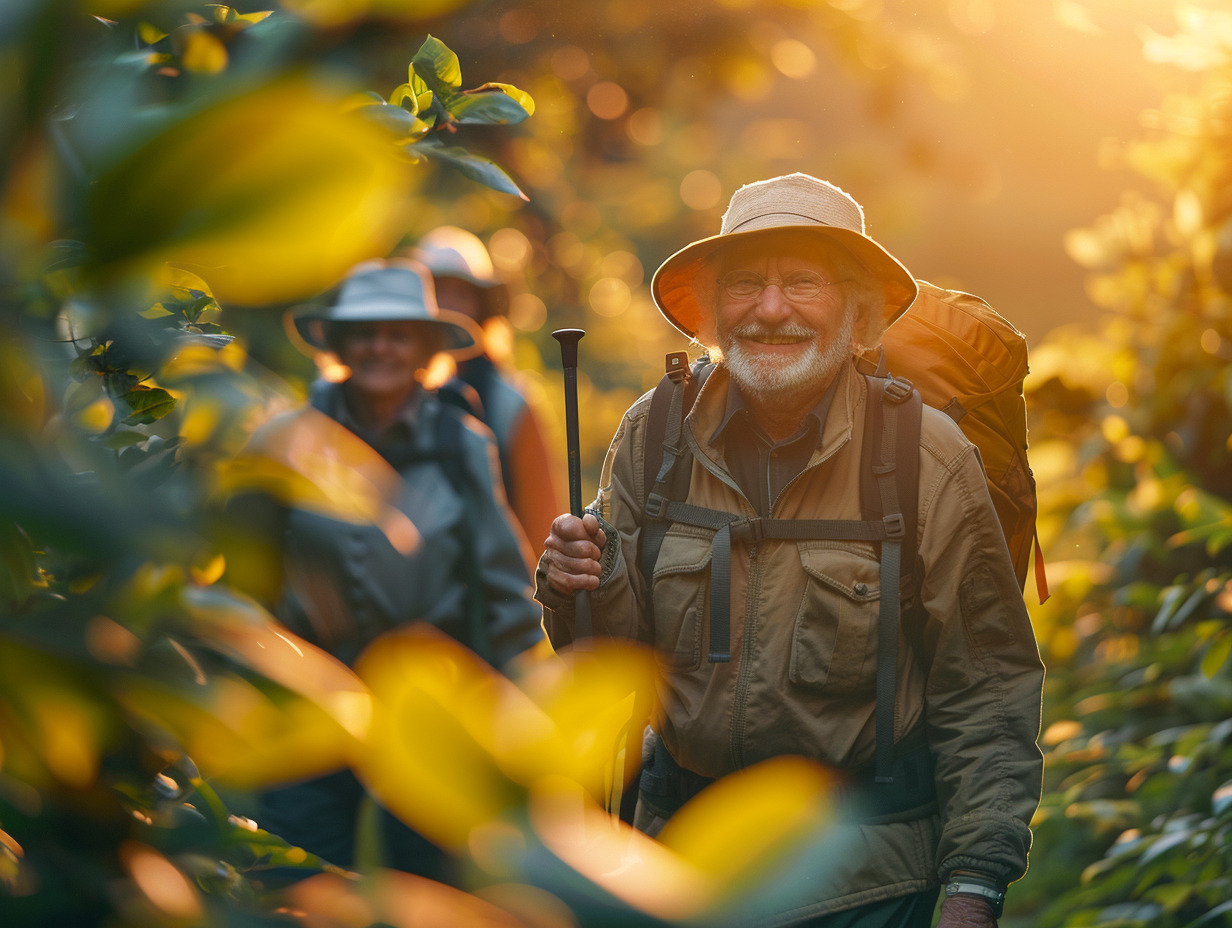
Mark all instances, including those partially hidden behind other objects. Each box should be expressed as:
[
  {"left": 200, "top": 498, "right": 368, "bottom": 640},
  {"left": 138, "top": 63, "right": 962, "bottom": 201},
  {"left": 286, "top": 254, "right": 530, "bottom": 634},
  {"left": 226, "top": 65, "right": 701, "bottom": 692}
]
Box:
[{"left": 731, "top": 542, "right": 761, "bottom": 768}]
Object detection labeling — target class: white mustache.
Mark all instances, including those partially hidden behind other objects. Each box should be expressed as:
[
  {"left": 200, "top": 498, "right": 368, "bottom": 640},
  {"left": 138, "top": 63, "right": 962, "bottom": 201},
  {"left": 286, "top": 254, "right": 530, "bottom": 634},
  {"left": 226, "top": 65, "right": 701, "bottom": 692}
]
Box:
[{"left": 729, "top": 324, "right": 817, "bottom": 344}]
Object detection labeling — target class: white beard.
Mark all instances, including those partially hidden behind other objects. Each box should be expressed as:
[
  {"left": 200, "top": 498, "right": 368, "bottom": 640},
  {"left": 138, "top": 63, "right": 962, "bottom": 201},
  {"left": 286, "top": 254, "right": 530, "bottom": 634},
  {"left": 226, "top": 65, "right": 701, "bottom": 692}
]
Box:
[{"left": 720, "top": 310, "right": 855, "bottom": 399}]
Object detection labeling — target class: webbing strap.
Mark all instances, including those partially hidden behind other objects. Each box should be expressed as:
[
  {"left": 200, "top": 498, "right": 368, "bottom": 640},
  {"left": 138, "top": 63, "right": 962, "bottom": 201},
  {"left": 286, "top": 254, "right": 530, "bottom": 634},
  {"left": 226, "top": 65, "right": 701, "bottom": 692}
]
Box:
[
  {"left": 640, "top": 376, "right": 689, "bottom": 594},
  {"left": 654, "top": 498, "right": 903, "bottom": 663},
  {"left": 868, "top": 376, "right": 913, "bottom": 784}
]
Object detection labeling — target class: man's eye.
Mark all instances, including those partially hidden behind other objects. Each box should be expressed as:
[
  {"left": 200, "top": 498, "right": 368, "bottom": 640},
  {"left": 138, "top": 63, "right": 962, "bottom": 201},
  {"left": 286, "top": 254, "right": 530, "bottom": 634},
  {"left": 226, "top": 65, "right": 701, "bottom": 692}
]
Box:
[
  {"left": 783, "top": 274, "right": 827, "bottom": 296},
  {"left": 723, "top": 273, "right": 763, "bottom": 294}
]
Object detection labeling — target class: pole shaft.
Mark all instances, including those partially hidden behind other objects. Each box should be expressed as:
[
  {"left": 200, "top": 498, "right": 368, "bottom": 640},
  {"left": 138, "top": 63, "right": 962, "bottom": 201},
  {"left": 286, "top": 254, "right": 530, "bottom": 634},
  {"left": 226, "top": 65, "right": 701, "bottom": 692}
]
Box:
[{"left": 552, "top": 328, "right": 592, "bottom": 645}]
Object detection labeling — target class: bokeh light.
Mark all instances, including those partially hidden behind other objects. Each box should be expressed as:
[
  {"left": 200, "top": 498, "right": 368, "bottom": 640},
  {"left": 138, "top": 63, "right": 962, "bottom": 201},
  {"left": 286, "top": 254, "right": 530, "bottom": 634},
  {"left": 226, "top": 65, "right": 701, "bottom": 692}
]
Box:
[{"left": 586, "top": 81, "right": 629, "bottom": 119}]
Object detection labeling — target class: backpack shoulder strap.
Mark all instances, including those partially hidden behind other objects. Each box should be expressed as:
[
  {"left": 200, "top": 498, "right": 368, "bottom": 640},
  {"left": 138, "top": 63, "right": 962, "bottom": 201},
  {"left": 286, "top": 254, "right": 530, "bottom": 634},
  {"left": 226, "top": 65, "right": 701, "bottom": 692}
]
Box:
[
  {"left": 642, "top": 353, "right": 712, "bottom": 502},
  {"left": 433, "top": 405, "right": 493, "bottom": 664},
  {"left": 638, "top": 352, "right": 712, "bottom": 606},
  {"left": 861, "top": 373, "right": 923, "bottom": 786}
]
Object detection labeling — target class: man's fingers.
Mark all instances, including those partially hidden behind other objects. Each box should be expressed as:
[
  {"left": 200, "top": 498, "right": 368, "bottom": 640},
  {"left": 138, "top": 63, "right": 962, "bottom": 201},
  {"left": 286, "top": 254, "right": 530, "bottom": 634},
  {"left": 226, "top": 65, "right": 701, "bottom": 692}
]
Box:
[
  {"left": 544, "top": 510, "right": 606, "bottom": 595},
  {"left": 545, "top": 564, "right": 601, "bottom": 593}
]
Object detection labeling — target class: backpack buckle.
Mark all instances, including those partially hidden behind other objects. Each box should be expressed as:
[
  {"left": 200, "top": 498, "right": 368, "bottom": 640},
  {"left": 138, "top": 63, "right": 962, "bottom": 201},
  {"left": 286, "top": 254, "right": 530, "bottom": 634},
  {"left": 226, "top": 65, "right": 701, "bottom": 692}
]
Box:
[
  {"left": 883, "top": 513, "right": 906, "bottom": 539},
  {"left": 729, "top": 517, "right": 764, "bottom": 543},
  {"left": 665, "top": 351, "right": 690, "bottom": 384},
  {"left": 646, "top": 492, "right": 669, "bottom": 518},
  {"left": 883, "top": 377, "right": 913, "bottom": 404}
]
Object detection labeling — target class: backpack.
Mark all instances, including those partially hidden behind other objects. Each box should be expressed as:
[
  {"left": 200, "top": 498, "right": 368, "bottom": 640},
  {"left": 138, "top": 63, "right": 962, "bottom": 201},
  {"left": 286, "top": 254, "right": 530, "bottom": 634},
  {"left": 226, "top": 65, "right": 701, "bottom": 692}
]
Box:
[
  {"left": 637, "top": 282, "right": 1045, "bottom": 792},
  {"left": 870, "top": 280, "right": 1046, "bottom": 601}
]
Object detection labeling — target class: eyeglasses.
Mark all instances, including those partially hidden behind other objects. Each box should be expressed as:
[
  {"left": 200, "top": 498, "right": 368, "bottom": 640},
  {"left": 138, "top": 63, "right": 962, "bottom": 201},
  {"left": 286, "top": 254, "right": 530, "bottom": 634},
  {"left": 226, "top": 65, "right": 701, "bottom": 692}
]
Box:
[{"left": 716, "top": 270, "right": 844, "bottom": 301}]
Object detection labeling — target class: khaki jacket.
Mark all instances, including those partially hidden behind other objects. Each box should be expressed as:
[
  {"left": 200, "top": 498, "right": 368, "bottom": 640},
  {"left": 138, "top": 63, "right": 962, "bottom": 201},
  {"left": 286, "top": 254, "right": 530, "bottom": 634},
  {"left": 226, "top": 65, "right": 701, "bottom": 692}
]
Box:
[{"left": 535, "top": 359, "right": 1043, "bottom": 920}]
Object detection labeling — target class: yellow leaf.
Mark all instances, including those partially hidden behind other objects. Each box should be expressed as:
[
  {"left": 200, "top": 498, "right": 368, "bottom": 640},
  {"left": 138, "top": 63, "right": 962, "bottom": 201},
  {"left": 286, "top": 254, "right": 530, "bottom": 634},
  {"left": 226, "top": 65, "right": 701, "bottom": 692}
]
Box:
[
  {"left": 88, "top": 77, "right": 415, "bottom": 305},
  {"left": 218, "top": 407, "right": 421, "bottom": 551},
  {"left": 515, "top": 641, "right": 657, "bottom": 797},
  {"left": 179, "top": 585, "right": 371, "bottom": 737},
  {"left": 286, "top": 870, "right": 526, "bottom": 928},
  {"left": 352, "top": 626, "right": 527, "bottom": 849},
  {"left": 657, "top": 756, "right": 838, "bottom": 888},
  {"left": 528, "top": 780, "right": 715, "bottom": 921},
  {"left": 137, "top": 22, "right": 168, "bottom": 43},
  {"left": 118, "top": 676, "right": 357, "bottom": 790},
  {"left": 180, "top": 30, "right": 228, "bottom": 75},
  {"left": 74, "top": 397, "right": 115, "bottom": 434}
]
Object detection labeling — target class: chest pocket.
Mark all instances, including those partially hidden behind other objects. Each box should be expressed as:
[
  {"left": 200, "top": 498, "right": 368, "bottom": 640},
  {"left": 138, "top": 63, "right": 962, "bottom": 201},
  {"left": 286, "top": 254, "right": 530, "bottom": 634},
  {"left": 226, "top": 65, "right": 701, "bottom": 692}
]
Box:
[
  {"left": 650, "top": 529, "right": 715, "bottom": 673},
  {"left": 790, "top": 544, "right": 883, "bottom": 696}
]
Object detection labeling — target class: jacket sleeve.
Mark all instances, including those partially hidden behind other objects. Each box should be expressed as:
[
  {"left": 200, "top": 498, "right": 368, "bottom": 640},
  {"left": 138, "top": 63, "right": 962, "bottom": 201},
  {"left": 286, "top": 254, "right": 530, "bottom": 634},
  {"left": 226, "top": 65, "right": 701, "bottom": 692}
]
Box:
[
  {"left": 460, "top": 422, "right": 547, "bottom": 666},
  {"left": 534, "top": 396, "right": 654, "bottom": 650},
  {"left": 917, "top": 437, "right": 1045, "bottom": 888}
]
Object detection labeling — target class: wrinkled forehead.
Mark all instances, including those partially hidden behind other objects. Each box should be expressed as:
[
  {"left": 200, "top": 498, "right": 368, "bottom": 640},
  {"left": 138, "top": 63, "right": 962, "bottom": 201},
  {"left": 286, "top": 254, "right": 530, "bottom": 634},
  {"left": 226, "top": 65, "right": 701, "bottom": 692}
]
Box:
[{"left": 709, "top": 230, "right": 866, "bottom": 279}]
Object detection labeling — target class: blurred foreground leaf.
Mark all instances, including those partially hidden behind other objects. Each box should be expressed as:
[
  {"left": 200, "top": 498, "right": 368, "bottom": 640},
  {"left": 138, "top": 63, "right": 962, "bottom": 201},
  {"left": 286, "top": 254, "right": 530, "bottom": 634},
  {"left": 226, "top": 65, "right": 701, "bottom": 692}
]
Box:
[{"left": 82, "top": 76, "right": 414, "bottom": 305}]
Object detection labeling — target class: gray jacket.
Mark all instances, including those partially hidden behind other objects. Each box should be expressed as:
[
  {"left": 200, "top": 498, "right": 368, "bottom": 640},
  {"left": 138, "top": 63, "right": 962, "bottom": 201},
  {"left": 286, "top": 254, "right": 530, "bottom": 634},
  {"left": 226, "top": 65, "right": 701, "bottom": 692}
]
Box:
[{"left": 272, "top": 381, "right": 544, "bottom": 667}]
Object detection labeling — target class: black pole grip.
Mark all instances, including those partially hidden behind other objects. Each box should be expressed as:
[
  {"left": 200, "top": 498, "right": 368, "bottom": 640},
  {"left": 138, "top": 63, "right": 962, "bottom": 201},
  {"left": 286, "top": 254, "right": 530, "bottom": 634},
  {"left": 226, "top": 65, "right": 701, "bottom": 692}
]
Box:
[
  {"left": 552, "top": 328, "right": 592, "bottom": 645},
  {"left": 553, "top": 328, "right": 585, "bottom": 518}
]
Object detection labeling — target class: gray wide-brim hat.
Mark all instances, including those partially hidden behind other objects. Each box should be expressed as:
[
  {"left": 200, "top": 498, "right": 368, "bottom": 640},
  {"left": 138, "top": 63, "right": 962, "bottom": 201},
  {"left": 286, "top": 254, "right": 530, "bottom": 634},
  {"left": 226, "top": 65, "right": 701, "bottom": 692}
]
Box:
[
  {"left": 651, "top": 173, "right": 918, "bottom": 340},
  {"left": 292, "top": 258, "right": 481, "bottom": 357}
]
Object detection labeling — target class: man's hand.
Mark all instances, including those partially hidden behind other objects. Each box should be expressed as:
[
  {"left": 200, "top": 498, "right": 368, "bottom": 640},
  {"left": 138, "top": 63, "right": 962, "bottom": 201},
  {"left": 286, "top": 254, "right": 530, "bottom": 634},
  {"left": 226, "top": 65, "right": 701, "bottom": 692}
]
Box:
[
  {"left": 543, "top": 512, "right": 606, "bottom": 594},
  {"left": 936, "top": 893, "right": 998, "bottom": 928}
]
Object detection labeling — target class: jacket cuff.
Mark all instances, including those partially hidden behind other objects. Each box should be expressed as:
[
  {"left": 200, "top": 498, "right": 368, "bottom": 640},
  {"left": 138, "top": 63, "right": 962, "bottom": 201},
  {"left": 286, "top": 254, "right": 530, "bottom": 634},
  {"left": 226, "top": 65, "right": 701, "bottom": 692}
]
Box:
[
  {"left": 585, "top": 508, "right": 621, "bottom": 585},
  {"left": 937, "top": 809, "right": 1032, "bottom": 886}
]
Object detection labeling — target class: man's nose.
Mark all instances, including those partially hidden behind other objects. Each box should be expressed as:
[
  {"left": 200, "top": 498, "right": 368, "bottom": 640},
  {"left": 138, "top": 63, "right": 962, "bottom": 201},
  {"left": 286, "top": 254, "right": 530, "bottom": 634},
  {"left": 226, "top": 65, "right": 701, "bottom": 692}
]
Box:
[{"left": 753, "top": 283, "right": 792, "bottom": 324}]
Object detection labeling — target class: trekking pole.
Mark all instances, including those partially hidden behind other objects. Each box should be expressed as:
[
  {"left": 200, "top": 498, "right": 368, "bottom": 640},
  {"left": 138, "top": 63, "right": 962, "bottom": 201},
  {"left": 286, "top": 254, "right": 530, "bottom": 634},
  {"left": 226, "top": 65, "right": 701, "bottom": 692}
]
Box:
[{"left": 552, "top": 328, "right": 593, "bottom": 647}]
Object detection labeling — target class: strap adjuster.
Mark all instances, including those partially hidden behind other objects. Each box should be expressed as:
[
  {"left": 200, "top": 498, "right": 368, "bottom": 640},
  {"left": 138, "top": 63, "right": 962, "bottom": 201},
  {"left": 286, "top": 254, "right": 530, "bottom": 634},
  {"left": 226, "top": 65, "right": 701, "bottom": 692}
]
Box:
[
  {"left": 883, "top": 376, "right": 913, "bottom": 403},
  {"left": 883, "top": 513, "right": 906, "bottom": 539},
  {"left": 646, "top": 492, "right": 669, "bottom": 518},
  {"left": 665, "top": 351, "right": 690, "bottom": 384}
]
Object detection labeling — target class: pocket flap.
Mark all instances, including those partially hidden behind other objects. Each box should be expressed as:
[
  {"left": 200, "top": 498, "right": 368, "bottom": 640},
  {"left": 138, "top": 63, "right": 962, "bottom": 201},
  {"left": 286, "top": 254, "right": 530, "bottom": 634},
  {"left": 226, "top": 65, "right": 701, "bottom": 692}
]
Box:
[
  {"left": 651, "top": 529, "right": 715, "bottom": 578},
  {"left": 798, "top": 545, "right": 881, "bottom": 601}
]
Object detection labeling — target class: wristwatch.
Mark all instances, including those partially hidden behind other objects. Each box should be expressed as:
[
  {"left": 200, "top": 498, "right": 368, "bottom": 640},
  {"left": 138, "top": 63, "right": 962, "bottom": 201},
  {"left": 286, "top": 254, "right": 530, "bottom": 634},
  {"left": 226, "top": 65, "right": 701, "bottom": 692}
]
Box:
[{"left": 944, "top": 879, "right": 1005, "bottom": 918}]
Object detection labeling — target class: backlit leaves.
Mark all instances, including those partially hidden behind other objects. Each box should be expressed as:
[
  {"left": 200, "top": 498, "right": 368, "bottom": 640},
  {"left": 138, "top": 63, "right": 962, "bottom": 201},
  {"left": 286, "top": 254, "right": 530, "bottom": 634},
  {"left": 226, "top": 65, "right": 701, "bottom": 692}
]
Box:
[
  {"left": 83, "top": 76, "right": 415, "bottom": 305},
  {"left": 1024, "top": 11, "right": 1232, "bottom": 926}
]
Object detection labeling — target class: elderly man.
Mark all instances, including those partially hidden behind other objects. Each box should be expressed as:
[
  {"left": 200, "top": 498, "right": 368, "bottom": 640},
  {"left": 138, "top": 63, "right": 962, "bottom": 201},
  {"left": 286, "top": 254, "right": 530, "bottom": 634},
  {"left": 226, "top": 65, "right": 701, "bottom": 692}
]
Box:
[{"left": 536, "top": 174, "right": 1044, "bottom": 927}]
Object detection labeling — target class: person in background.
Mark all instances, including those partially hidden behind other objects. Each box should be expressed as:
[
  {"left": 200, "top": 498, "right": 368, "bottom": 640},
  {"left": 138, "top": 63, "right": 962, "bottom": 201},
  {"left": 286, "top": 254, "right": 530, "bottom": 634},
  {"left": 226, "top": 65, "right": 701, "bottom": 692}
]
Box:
[
  {"left": 537, "top": 174, "right": 1044, "bottom": 927},
  {"left": 412, "top": 226, "right": 565, "bottom": 554},
  {"left": 244, "top": 257, "right": 545, "bottom": 883}
]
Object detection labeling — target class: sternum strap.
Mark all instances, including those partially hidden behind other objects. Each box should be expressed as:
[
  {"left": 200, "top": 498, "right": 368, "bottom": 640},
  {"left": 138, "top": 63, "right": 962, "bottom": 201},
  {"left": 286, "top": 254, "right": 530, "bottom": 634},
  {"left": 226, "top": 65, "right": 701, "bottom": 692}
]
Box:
[{"left": 654, "top": 499, "right": 904, "bottom": 663}]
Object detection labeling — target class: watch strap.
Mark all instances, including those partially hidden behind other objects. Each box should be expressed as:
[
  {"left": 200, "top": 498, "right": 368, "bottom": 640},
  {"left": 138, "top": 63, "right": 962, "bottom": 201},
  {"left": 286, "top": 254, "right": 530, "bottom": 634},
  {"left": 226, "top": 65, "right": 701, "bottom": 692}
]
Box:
[{"left": 945, "top": 880, "right": 1005, "bottom": 918}]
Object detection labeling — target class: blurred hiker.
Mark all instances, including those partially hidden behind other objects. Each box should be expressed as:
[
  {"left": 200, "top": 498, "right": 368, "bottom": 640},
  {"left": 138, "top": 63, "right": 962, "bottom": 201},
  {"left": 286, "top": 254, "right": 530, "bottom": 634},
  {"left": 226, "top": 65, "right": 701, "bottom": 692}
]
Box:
[
  {"left": 245, "top": 258, "right": 545, "bottom": 883},
  {"left": 411, "top": 226, "right": 565, "bottom": 554},
  {"left": 536, "top": 174, "right": 1044, "bottom": 927}
]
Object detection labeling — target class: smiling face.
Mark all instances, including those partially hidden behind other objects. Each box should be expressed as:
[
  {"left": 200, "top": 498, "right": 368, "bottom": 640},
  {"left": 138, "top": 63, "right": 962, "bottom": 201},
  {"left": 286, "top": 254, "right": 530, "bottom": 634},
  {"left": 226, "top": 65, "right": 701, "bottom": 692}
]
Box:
[
  {"left": 334, "top": 319, "right": 441, "bottom": 411},
  {"left": 709, "top": 239, "right": 865, "bottom": 401}
]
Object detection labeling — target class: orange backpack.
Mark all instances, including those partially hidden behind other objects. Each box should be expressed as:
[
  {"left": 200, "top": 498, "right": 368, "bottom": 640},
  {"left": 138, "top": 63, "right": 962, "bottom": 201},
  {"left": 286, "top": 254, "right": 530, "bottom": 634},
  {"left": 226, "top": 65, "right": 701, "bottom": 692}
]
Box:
[{"left": 869, "top": 280, "right": 1047, "bottom": 601}]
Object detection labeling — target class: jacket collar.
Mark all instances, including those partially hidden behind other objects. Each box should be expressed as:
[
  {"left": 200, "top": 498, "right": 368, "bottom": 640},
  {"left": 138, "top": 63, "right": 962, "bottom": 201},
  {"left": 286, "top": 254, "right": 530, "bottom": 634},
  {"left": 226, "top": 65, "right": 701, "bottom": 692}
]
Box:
[{"left": 310, "top": 378, "right": 430, "bottom": 450}]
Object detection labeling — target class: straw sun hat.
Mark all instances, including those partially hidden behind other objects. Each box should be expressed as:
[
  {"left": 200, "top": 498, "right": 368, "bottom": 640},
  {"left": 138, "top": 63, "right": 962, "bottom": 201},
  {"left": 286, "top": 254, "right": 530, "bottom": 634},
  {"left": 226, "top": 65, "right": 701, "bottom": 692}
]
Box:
[
  {"left": 651, "top": 173, "right": 919, "bottom": 340},
  {"left": 292, "top": 258, "right": 482, "bottom": 357},
  {"left": 410, "top": 226, "right": 509, "bottom": 321}
]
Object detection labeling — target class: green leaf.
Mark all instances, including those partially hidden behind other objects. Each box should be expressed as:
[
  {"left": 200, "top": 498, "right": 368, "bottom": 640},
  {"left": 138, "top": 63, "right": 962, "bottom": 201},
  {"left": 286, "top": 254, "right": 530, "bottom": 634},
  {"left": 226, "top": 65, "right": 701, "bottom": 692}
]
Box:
[
  {"left": 358, "top": 102, "right": 430, "bottom": 141},
  {"left": 388, "top": 82, "right": 421, "bottom": 113},
  {"left": 410, "top": 139, "right": 528, "bottom": 200},
  {"left": 122, "top": 386, "right": 177, "bottom": 425},
  {"left": 102, "top": 429, "right": 152, "bottom": 450},
  {"left": 1201, "top": 633, "right": 1232, "bottom": 679},
  {"left": 1193, "top": 899, "right": 1232, "bottom": 925},
  {"left": 448, "top": 87, "right": 533, "bottom": 126},
  {"left": 1213, "top": 781, "right": 1232, "bottom": 817},
  {"left": 411, "top": 35, "right": 462, "bottom": 96}
]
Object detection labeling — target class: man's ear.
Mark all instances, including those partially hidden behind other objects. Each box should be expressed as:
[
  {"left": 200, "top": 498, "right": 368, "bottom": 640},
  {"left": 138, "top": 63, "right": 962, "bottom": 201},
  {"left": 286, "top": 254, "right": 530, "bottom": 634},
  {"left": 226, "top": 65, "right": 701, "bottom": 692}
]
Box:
[{"left": 852, "top": 281, "right": 889, "bottom": 353}]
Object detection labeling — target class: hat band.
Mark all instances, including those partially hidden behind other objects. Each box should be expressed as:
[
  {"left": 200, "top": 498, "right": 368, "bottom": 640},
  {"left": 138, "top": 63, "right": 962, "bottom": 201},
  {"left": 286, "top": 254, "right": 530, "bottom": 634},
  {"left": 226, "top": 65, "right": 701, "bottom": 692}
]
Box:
[{"left": 726, "top": 211, "right": 858, "bottom": 234}]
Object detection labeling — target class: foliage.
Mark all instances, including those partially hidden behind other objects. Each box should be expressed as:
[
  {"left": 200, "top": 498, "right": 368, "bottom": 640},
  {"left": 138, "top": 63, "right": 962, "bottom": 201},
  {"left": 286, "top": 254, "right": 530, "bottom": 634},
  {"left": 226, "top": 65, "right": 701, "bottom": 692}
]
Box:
[
  {"left": 1015, "top": 10, "right": 1232, "bottom": 926},
  {"left": 0, "top": 2, "right": 870, "bottom": 927}
]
